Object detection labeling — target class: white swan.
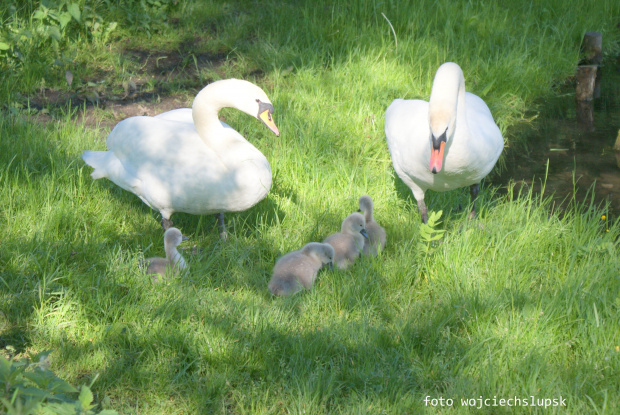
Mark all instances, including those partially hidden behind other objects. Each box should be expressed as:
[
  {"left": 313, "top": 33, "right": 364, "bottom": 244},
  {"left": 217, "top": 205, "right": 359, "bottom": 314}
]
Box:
[
  {"left": 81, "top": 79, "right": 280, "bottom": 237},
  {"left": 385, "top": 62, "right": 504, "bottom": 223}
]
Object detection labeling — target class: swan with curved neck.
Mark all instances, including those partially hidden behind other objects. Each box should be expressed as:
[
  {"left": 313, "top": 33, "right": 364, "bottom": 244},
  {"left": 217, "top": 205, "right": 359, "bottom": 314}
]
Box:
[
  {"left": 385, "top": 62, "right": 504, "bottom": 223},
  {"left": 82, "top": 79, "right": 279, "bottom": 236}
]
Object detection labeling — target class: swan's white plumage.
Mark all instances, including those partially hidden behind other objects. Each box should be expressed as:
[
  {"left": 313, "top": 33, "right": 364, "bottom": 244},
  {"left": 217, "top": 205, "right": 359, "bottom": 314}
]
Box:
[
  {"left": 385, "top": 62, "right": 503, "bottom": 222},
  {"left": 82, "top": 79, "right": 279, "bottom": 224}
]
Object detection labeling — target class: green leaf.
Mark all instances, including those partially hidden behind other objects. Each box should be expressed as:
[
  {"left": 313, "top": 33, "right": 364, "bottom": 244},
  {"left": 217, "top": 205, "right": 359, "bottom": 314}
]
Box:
[
  {"left": 48, "top": 377, "right": 79, "bottom": 394},
  {"left": 33, "top": 9, "right": 47, "bottom": 20},
  {"left": 40, "top": 402, "right": 78, "bottom": 415},
  {"left": 46, "top": 26, "right": 62, "bottom": 41},
  {"left": 0, "top": 42, "right": 10, "bottom": 50},
  {"left": 106, "top": 21, "right": 118, "bottom": 33},
  {"left": 0, "top": 356, "right": 11, "bottom": 379},
  {"left": 67, "top": 3, "right": 81, "bottom": 22},
  {"left": 13, "top": 385, "right": 51, "bottom": 399},
  {"left": 78, "top": 385, "right": 94, "bottom": 410},
  {"left": 58, "top": 12, "right": 72, "bottom": 29}
]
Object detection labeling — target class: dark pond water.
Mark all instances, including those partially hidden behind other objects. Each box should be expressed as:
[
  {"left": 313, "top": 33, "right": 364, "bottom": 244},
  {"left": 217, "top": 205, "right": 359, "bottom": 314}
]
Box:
[{"left": 493, "top": 56, "right": 620, "bottom": 216}]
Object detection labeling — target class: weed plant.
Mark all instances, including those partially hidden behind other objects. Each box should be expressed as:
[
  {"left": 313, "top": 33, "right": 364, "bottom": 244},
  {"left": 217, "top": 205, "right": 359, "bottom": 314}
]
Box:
[{"left": 1, "top": 0, "right": 619, "bottom": 414}]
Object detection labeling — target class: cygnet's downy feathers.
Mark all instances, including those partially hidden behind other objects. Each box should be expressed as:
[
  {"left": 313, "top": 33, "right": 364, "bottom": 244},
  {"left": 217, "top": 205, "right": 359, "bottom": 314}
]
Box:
[
  {"left": 268, "top": 242, "right": 335, "bottom": 296},
  {"left": 145, "top": 227, "right": 189, "bottom": 282},
  {"left": 323, "top": 212, "right": 368, "bottom": 270},
  {"left": 358, "top": 195, "right": 386, "bottom": 256}
]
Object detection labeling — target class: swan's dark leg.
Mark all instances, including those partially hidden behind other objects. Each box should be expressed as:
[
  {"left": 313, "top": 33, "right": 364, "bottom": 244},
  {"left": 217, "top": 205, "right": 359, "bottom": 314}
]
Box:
[
  {"left": 161, "top": 217, "right": 174, "bottom": 231},
  {"left": 417, "top": 199, "right": 428, "bottom": 224},
  {"left": 217, "top": 213, "right": 228, "bottom": 241},
  {"left": 469, "top": 183, "right": 480, "bottom": 219}
]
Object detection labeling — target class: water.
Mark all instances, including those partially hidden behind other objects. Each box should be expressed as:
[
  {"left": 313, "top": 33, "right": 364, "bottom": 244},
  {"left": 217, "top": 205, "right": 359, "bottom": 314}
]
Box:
[{"left": 494, "top": 56, "right": 620, "bottom": 215}]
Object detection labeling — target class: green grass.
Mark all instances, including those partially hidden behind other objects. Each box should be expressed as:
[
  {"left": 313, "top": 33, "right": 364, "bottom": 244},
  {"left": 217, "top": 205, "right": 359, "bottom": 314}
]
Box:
[{"left": 1, "top": 0, "right": 620, "bottom": 414}]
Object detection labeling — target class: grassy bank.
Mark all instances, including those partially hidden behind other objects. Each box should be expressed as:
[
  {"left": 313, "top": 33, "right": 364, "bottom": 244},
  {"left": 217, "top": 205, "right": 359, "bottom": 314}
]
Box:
[{"left": 1, "top": 0, "right": 620, "bottom": 414}]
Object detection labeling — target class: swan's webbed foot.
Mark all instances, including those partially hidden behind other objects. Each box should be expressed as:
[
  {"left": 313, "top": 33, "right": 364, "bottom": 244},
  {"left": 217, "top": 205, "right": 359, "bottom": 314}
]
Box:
[
  {"left": 469, "top": 183, "right": 480, "bottom": 220},
  {"left": 161, "top": 217, "right": 174, "bottom": 231},
  {"left": 417, "top": 199, "right": 428, "bottom": 224},
  {"left": 217, "top": 213, "right": 228, "bottom": 241}
]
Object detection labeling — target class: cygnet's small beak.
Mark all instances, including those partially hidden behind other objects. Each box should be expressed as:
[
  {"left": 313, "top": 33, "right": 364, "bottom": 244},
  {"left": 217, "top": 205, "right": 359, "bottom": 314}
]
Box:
[
  {"left": 328, "top": 262, "right": 333, "bottom": 270},
  {"left": 182, "top": 236, "right": 190, "bottom": 241},
  {"left": 360, "top": 229, "right": 369, "bottom": 240}
]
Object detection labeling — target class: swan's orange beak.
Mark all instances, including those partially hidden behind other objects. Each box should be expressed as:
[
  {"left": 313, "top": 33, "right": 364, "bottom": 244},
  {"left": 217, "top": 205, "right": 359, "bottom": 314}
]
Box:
[
  {"left": 430, "top": 141, "right": 445, "bottom": 174},
  {"left": 259, "top": 109, "right": 280, "bottom": 136}
]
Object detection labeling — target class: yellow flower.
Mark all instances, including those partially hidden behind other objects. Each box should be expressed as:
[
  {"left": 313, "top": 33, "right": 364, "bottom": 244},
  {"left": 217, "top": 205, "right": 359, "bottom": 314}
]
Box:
[
  {"left": 616, "top": 346, "right": 619, "bottom": 352},
  {"left": 601, "top": 215, "right": 606, "bottom": 220}
]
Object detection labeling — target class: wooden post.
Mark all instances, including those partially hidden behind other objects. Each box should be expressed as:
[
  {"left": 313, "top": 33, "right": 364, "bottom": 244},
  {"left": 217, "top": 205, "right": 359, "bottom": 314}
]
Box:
[
  {"left": 576, "top": 32, "right": 602, "bottom": 102},
  {"left": 614, "top": 129, "right": 620, "bottom": 169},
  {"left": 576, "top": 65, "right": 597, "bottom": 101},
  {"left": 579, "top": 32, "right": 603, "bottom": 65},
  {"left": 576, "top": 100, "right": 594, "bottom": 131}
]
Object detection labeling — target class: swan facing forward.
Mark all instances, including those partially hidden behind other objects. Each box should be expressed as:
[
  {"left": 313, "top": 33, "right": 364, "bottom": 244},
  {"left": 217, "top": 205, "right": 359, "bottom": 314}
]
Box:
[
  {"left": 82, "top": 79, "right": 280, "bottom": 237},
  {"left": 385, "top": 62, "right": 503, "bottom": 223}
]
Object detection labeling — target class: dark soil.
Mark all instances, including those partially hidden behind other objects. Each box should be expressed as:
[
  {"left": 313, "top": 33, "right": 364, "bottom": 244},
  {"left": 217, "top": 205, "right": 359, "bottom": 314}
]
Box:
[{"left": 25, "top": 38, "right": 229, "bottom": 132}]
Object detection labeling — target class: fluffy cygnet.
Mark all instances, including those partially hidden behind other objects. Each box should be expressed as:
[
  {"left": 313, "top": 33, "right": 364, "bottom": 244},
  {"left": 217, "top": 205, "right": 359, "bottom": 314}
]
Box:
[
  {"left": 145, "top": 227, "right": 189, "bottom": 282},
  {"left": 268, "top": 242, "right": 335, "bottom": 296},
  {"left": 323, "top": 212, "right": 368, "bottom": 269},
  {"left": 358, "top": 195, "right": 387, "bottom": 256}
]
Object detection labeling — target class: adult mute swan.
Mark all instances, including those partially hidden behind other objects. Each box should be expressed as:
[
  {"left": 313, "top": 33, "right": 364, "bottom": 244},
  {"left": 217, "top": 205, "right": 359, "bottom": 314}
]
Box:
[
  {"left": 82, "top": 79, "right": 280, "bottom": 238},
  {"left": 385, "top": 62, "right": 504, "bottom": 223}
]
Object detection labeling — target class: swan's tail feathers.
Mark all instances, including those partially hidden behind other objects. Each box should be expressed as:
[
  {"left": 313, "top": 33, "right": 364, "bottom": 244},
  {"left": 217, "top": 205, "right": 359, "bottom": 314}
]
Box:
[
  {"left": 81, "top": 150, "right": 112, "bottom": 180},
  {"left": 81, "top": 150, "right": 143, "bottom": 196}
]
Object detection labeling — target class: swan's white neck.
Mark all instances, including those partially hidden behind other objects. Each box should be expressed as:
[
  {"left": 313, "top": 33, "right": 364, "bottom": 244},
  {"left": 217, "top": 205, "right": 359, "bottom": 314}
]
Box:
[
  {"left": 190, "top": 80, "right": 268, "bottom": 166},
  {"left": 182, "top": 79, "right": 273, "bottom": 210},
  {"left": 428, "top": 62, "right": 468, "bottom": 138},
  {"left": 192, "top": 81, "right": 242, "bottom": 144}
]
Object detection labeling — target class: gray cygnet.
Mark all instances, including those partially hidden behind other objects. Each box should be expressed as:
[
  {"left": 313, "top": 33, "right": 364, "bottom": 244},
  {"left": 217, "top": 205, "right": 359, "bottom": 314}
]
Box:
[
  {"left": 268, "top": 242, "right": 335, "bottom": 296},
  {"left": 358, "top": 195, "right": 386, "bottom": 256},
  {"left": 145, "top": 227, "right": 189, "bottom": 282},
  {"left": 323, "top": 212, "right": 368, "bottom": 269}
]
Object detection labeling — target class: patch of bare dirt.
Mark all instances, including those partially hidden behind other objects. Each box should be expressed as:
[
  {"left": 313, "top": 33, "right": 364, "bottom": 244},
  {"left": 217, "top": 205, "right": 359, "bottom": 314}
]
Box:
[{"left": 26, "top": 37, "right": 229, "bottom": 131}]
